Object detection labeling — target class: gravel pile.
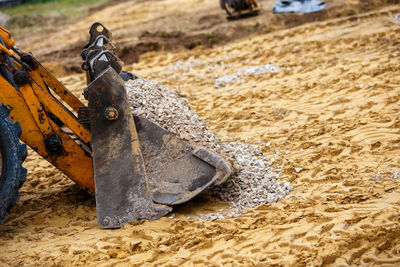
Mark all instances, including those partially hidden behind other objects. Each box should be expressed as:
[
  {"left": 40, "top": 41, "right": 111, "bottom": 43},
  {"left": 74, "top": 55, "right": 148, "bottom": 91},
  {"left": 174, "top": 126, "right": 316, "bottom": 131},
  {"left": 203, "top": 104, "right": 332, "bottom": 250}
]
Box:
[{"left": 126, "top": 78, "right": 292, "bottom": 220}]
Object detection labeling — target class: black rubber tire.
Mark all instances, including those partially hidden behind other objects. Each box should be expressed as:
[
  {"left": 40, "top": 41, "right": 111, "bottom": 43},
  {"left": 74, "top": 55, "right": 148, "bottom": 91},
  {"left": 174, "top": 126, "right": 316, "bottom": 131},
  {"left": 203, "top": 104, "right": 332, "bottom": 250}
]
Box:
[
  {"left": 0, "top": 104, "right": 27, "bottom": 224},
  {"left": 220, "top": 0, "right": 234, "bottom": 16}
]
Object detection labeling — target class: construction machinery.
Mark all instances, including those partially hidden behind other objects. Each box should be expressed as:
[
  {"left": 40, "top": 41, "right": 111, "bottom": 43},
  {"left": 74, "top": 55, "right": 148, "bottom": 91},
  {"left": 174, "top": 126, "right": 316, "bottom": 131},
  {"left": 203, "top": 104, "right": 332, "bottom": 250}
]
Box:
[
  {"left": 220, "top": 0, "right": 261, "bottom": 20},
  {"left": 0, "top": 23, "right": 231, "bottom": 228}
]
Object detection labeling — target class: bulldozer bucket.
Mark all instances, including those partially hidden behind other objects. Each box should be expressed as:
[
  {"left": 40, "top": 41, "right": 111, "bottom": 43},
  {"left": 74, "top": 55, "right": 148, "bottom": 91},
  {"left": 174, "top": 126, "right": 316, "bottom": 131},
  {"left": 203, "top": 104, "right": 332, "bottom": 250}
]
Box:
[
  {"left": 88, "top": 67, "right": 231, "bottom": 228},
  {"left": 88, "top": 67, "right": 172, "bottom": 228},
  {"left": 135, "top": 116, "right": 231, "bottom": 205}
]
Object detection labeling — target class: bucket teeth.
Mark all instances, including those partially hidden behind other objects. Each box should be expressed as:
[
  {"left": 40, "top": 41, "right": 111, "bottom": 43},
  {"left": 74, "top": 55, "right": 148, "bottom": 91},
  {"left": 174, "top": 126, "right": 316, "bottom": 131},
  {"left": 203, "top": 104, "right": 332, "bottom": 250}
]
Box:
[
  {"left": 193, "top": 148, "right": 232, "bottom": 185},
  {"left": 134, "top": 115, "right": 231, "bottom": 206}
]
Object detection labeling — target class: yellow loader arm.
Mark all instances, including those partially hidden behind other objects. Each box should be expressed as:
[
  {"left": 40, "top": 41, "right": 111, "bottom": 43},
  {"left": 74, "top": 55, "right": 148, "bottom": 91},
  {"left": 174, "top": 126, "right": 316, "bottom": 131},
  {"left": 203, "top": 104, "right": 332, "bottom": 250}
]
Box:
[{"left": 0, "top": 25, "right": 95, "bottom": 191}]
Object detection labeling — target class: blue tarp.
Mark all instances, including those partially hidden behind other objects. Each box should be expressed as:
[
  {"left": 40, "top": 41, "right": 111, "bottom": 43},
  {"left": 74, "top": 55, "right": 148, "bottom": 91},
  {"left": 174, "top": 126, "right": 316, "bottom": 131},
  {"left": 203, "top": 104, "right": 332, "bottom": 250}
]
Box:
[{"left": 273, "top": 0, "right": 326, "bottom": 14}]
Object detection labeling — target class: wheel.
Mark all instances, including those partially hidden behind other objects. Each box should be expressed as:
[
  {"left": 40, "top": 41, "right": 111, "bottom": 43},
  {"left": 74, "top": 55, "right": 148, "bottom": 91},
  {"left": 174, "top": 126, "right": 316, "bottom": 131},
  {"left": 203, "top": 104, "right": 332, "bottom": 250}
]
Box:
[
  {"left": 0, "top": 104, "right": 27, "bottom": 224},
  {"left": 251, "top": 0, "right": 259, "bottom": 8},
  {"left": 220, "top": 0, "right": 235, "bottom": 16}
]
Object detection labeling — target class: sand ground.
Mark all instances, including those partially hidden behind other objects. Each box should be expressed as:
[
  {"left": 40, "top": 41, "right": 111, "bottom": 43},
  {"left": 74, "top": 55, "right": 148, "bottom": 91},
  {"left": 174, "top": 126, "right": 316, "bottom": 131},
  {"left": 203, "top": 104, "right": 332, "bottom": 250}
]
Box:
[{"left": 1, "top": 0, "right": 400, "bottom": 266}]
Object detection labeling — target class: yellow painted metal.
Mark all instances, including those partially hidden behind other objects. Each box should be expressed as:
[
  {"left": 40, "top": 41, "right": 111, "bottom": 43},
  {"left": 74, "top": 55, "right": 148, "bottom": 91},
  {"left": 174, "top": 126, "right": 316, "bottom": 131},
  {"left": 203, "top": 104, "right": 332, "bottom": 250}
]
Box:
[
  {"left": 18, "top": 83, "right": 55, "bottom": 156},
  {"left": 29, "top": 70, "right": 91, "bottom": 143},
  {"left": 0, "top": 43, "right": 13, "bottom": 56},
  {"left": 36, "top": 62, "right": 85, "bottom": 113},
  {"left": 0, "top": 26, "right": 15, "bottom": 49},
  {"left": 0, "top": 75, "right": 47, "bottom": 153},
  {"left": 0, "top": 66, "right": 95, "bottom": 192},
  {"left": 47, "top": 119, "right": 94, "bottom": 192}
]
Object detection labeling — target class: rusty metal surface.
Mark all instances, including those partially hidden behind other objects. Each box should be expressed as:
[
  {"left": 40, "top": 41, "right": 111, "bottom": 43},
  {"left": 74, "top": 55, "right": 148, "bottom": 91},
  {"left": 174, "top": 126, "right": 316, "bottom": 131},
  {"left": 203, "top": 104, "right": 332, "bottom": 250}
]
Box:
[
  {"left": 88, "top": 67, "right": 171, "bottom": 228},
  {"left": 87, "top": 66, "right": 231, "bottom": 228},
  {"left": 0, "top": 72, "right": 95, "bottom": 192},
  {"left": 83, "top": 22, "right": 113, "bottom": 52},
  {"left": 84, "top": 22, "right": 232, "bottom": 228},
  {"left": 193, "top": 147, "right": 232, "bottom": 186},
  {"left": 78, "top": 107, "right": 90, "bottom": 130},
  {"left": 134, "top": 116, "right": 231, "bottom": 205}
]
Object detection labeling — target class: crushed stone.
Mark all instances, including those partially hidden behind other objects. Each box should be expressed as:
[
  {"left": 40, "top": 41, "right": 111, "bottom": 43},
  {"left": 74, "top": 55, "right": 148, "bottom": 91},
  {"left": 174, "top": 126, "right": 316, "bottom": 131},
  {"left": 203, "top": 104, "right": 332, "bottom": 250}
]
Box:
[
  {"left": 389, "top": 169, "right": 400, "bottom": 180},
  {"left": 240, "top": 64, "right": 282, "bottom": 75},
  {"left": 169, "top": 60, "right": 205, "bottom": 72},
  {"left": 215, "top": 64, "right": 281, "bottom": 88},
  {"left": 126, "top": 78, "right": 292, "bottom": 220},
  {"left": 395, "top": 13, "right": 400, "bottom": 24},
  {"left": 163, "top": 59, "right": 281, "bottom": 89},
  {"left": 215, "top": 74, "right": 244, "bottom": 89},
  {"left": 294, "top": 168, "right": 303, "bottom": 173}
]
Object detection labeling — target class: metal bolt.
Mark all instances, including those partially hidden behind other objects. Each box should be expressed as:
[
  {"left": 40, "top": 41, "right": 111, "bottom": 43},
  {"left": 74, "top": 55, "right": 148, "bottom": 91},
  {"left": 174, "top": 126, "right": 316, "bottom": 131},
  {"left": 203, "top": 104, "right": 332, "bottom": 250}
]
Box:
[
  {"left": 13, "top": 69, "right": 31, "bottom": 86},
  {"left": 104, "top": 106, "right": 118, "bottom": 121},
  {"left": 44, "top": 134, "right": 63, "bottom": 153},
  {"left": 102, "top": 217, "right": 110, "bottom": 226}
]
